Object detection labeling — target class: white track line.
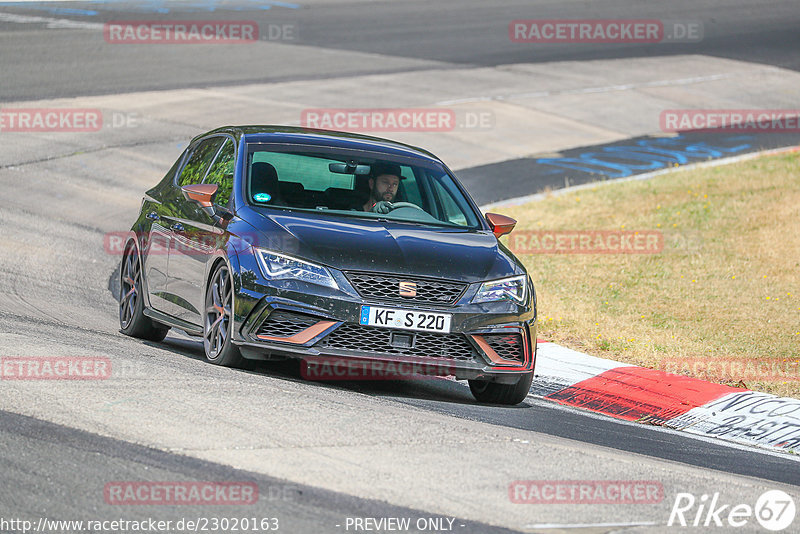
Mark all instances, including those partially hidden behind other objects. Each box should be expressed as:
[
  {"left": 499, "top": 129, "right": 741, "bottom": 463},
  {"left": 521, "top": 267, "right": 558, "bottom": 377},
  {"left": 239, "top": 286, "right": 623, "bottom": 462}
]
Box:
[
  {"left": 436, "top": 73, "right": 745, "bottom": 106},
  {"left": 523, "top": 521, "right": 659, "bottom": 530}
]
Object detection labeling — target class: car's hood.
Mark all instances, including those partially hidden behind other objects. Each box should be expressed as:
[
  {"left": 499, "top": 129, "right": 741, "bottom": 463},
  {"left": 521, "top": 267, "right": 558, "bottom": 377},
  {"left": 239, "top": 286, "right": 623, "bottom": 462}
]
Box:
[{"left": 244, "top": 209, "right": 519, "bottom": 282}]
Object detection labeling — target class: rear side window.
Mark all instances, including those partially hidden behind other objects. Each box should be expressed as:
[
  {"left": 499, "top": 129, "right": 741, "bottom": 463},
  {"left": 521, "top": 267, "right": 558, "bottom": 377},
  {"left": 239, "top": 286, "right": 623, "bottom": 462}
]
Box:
[
  {"left": 177, "top": 137, "right": 224, "bottom": 187},
  {"left": 203, "top": 139, "right": 235, "bottom": 206}
]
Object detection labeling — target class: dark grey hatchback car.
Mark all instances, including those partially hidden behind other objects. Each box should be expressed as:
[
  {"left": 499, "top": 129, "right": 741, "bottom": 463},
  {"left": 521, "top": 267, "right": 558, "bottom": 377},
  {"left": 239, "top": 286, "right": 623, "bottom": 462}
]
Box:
[{"left": 119, "top": 126, "right": 537, "bottom": 404}]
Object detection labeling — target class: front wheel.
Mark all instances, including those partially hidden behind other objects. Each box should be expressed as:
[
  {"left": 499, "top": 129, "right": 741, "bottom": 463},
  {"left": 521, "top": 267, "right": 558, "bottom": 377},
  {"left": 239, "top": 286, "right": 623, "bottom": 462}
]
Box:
[
  {"left": 203, "top": 262, "right": 244, "bottom": 367},
  {"left": 469, "top": 372, "right": 533, "bottom": 405},
  {"left": 119, "top": 242, "right": 169, "bottom": 342}
]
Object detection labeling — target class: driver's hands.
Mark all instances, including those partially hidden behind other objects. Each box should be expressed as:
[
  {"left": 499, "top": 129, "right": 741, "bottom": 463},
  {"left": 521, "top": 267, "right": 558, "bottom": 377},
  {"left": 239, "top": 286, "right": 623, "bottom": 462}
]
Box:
[{"left": 371, "top": 200, "right": 394, "bottom": 214}]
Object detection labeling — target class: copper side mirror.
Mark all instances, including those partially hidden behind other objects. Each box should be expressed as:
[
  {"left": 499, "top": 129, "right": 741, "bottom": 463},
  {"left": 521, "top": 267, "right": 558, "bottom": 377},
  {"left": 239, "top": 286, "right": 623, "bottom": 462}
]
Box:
[
  {"left": 485, "top": 213, "right": 517, "bottom": 238},
  {"left": 181, "top": 184, "right": 218, "bottom": 208}
]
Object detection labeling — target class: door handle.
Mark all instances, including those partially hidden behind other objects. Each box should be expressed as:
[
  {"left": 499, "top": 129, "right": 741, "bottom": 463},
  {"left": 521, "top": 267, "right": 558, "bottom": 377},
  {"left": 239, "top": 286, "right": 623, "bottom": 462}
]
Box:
[
  {"left": 171, "top": 223, "right": 185, "bottom": 232},
  {"left": 146, "top": 211, "right": 159, "bottom": 221}
]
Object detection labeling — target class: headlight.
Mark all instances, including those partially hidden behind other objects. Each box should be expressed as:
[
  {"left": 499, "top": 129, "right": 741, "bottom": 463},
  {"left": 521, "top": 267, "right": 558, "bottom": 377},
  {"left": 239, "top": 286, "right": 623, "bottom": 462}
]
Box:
[
  {"left": 255, "top": 249, "right": 338, "bottom": 290},
  {"left": 472, "top": 275, "right": 527, "bottom": 305}
]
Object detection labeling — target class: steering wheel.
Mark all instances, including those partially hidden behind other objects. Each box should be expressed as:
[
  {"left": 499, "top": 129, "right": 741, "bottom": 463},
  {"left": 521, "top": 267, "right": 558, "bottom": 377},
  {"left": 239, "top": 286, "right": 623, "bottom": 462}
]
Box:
[{"left": 371, "top": 201, "right": 426, "bottom": 214}]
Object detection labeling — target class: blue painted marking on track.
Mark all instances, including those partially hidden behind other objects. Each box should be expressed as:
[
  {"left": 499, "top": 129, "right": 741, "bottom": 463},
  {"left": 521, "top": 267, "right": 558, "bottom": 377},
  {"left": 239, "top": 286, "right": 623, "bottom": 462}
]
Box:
[{"left": 535, "top": 135, "right": 753, "bottom": 178}]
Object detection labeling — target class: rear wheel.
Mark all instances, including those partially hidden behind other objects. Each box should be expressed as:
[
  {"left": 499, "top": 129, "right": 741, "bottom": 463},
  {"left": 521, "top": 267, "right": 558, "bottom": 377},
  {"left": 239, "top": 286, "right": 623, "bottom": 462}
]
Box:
[
  {"left": 119, "top": 242, "right": 169, "bottom": 341},
  {"left": 469, "top": 371, "right": 533, "bottom": 405},
  {"left": 203, "top": 262, "right": 244, "bottom": 367}
]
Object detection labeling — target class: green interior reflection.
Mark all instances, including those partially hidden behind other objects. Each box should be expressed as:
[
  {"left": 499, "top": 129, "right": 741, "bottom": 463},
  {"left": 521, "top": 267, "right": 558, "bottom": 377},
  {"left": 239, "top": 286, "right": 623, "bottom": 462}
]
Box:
[{"left": 246, "top": 149, "right": 479, "bottom": 228}]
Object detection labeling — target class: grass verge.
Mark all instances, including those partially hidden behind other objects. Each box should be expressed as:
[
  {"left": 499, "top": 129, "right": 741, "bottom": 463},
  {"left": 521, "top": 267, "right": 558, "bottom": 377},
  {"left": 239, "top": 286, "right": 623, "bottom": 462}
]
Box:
[{"left": 498, "top": 151, "right": 800, "bottom": 398}]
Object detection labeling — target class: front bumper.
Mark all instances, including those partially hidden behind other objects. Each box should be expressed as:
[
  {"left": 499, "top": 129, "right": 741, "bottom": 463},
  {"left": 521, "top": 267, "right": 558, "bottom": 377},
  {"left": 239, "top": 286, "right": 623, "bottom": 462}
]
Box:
[{"left": 231, "top": 260, "right": 536, "bottom": 382}]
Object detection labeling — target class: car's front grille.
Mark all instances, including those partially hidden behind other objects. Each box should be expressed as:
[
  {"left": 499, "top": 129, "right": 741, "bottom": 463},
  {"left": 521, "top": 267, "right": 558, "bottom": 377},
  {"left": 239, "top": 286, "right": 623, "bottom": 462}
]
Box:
[
  {"left": 256, "top": 310, "right": 319, "bottom": 338},
  {"left": 344, "top": 272, "right": 466, "bottom": 306},
  {"left": 317, "top": 323, "right": 477, "bottom": 362},
  {"left": 482, "top": 332, "right": 525, "bottom": 362}
]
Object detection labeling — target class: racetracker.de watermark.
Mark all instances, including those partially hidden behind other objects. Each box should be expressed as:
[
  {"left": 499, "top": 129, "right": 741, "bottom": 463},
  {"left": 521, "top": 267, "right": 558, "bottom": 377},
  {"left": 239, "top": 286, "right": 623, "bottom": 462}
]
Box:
[
  {"left": 509, "top": 480, "right": 664, "bottom": 504},
  {"left": 104, "top": 20, "right": 262, "bottom": 44},
  {"left": 301, "top": 357, "right": 456, "bottom": 381},
  {"left": 507, "top": 230, "right": 664, "bottom": 255},
  {"left": 104, "top": 231, "right": 299, "bottom": 256},
  {"left": 660, "top": 109, "right": 800, "bottom": 133},
  {"left": 660, "top": 358, "right": 800, "bottom": 384},
  {"left": 0, "top": 109, "right": 141, "bottom": 132},
  {"left": 300, "top": 108, "right": 494, "bottom": 132},
  {"left": 104, "top": 482, "right": 258, "bottom": 505},
  {"left": 509, "top": 19, "right": 702, "bottom": 43},
  {"left": 0, "top": 357, "right": 111, "bottom": 380}
]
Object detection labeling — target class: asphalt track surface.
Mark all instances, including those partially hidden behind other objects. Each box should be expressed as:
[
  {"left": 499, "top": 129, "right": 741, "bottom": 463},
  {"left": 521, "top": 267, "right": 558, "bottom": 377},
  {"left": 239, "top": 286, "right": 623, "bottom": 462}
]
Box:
[
  {"left": 2, "top": 1, "right": 800, "bottom": 533},
  {"left": 0, "top": 0, "right": 799, "bottom": 100},
  {"left": 1, "top": 410, "right": 519, "bottom": 534}
]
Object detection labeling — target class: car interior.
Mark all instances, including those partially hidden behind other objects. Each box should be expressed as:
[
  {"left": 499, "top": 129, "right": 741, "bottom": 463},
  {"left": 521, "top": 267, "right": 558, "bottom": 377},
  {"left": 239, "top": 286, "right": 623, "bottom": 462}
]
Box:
[{"left": 249, "top": 159, "right": 412, "bottom": 212}]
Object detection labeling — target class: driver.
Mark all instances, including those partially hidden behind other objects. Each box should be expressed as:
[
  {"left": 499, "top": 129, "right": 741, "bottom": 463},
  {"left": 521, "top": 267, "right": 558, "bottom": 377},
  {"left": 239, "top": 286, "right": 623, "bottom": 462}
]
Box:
[{"left": 363, "top": 163, "right": 401, "bottom": 212}]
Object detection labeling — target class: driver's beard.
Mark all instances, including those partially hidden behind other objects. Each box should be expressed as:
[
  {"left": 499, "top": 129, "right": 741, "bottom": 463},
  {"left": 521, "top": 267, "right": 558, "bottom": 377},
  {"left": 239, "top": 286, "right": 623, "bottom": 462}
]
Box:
[{"left": 381, "top": 192, "right": 395, "bottom": 202}]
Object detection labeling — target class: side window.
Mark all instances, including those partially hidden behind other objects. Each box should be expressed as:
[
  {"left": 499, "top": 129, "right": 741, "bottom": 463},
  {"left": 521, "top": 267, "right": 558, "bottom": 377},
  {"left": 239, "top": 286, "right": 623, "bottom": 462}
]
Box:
[
  {"left": 177, "top": 137, "right": 224, "bottom": 187},
  {"left": 203, "top": 139, "right": 235, "bottom": 206}
]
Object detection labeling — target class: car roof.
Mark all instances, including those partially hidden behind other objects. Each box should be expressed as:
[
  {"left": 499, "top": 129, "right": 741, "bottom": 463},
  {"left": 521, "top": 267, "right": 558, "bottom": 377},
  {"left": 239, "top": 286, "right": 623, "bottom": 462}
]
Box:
[{"left": 194, "top": 125, "right": 443, "bottom": 163}]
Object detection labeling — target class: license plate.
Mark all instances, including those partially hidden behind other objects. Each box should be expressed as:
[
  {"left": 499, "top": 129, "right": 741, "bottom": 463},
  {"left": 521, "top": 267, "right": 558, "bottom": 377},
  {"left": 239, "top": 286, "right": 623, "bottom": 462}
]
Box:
[{"left": 359, "top": 306, "right": 451, "bottom": 333}]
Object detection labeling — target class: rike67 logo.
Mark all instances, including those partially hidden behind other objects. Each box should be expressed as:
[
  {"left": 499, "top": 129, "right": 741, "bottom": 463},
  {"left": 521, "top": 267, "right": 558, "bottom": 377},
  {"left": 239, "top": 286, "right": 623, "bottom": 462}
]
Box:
[{"left": 668, "top": 490, "right": 796, "bottom": 531}]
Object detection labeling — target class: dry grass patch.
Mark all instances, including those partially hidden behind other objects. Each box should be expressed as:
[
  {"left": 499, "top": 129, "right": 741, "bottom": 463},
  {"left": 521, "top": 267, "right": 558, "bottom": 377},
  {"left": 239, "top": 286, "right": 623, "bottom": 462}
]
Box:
[{"left": 498, "top": 152, "right": 800, "bottom": 398}]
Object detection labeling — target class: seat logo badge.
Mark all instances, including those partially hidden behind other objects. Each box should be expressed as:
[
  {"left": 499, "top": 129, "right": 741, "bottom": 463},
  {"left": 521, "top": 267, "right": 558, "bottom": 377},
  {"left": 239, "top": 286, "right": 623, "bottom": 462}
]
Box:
[{"left": 399, "top": 281, "right": 417, "bottom": 297}]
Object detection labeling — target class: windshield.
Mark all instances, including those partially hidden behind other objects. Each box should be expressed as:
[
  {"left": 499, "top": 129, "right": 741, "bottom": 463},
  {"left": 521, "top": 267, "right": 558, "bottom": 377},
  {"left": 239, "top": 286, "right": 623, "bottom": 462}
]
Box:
[{"left": 245, "top": 145, "right": 481, "bottom": 228}]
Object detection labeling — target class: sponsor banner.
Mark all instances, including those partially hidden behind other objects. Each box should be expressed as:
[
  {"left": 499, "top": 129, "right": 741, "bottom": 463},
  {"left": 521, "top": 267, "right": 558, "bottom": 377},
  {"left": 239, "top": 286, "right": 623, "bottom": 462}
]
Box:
[
  {"left": 661, "top": 110, "right": 800, "bottom": 133},
  {"left": 509, "top": 480, "right": 664, "bottom": 504},
  {"left": 666, "top": 391, "right": 800, "bottom": 451},
  {"left": 104, "top": 481, "right": 258, "bottom": 505},
  {"left": 104, "top": 20, "right": 258, "bottom": 44},
  {"left": 0, "top": 357, "right": 111, "bottom": 380},
  {"left": 508, "top": 230, "right": 663, "bottom": 255}
]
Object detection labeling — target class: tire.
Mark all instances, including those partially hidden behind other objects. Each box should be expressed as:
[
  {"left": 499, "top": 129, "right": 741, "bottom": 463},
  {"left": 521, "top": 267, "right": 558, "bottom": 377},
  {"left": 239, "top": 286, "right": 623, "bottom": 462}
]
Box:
[
  {"left": 469, "top": 371, "right": 533, "bottom": 405},
  {"left": 203, "top": 262, "right": 244, "bottom": 367},
  {"left": 119, "top": 242, "right": 169, "bottom": 342}
]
